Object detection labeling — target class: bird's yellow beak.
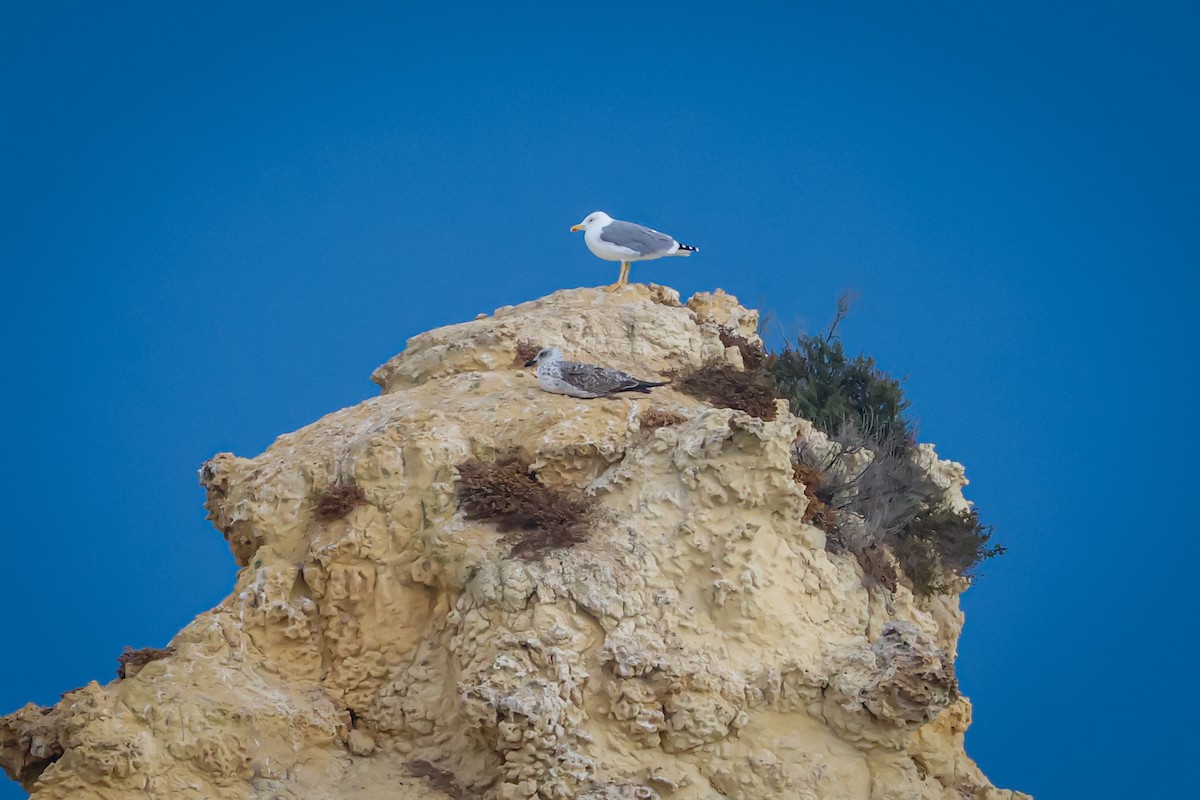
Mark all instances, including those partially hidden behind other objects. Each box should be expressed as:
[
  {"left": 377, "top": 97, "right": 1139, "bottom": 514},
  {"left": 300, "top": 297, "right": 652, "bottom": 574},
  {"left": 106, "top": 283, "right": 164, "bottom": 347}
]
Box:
[{"left": 570, "top": 223, "right": 584, "bottom": 232}]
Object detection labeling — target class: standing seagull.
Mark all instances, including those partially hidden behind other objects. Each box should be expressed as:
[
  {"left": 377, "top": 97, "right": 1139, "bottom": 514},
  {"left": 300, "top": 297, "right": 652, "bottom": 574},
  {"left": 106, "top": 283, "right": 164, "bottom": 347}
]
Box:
[
  {"left": 525, "top": 347, "right": 667, "bottom": 398},
  {"left": 570, "top": 211, "right": 698, "bottom": 291}
]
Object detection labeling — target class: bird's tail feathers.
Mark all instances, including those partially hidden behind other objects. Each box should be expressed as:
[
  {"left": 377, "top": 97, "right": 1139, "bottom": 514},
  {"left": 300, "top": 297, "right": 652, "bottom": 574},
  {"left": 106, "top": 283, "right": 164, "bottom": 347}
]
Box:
[
  {"left": 633, "top": 379, "right": 669, "bottom": 392},
  {"left": 674, "top": 243, "right": 699, "bottom": 257}
]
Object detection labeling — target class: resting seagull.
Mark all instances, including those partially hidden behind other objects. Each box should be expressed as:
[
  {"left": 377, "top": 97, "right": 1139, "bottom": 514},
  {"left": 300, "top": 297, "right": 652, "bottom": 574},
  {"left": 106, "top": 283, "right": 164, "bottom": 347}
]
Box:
[
  {"left": 570, "top": 211, "right": 698, "bottom": 291},
  {"left": 525, "top": 347, "right": 667, "bottom": 398}
]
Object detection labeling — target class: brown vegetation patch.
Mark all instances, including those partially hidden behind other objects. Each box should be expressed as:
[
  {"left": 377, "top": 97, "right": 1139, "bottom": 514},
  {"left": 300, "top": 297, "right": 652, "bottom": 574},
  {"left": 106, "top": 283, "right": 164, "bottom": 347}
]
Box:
[
  {"left": 116, "top": 645, "right": 176, "bottom": 679},
  {"left": 718, "top": 325, "right": 767, "bottom": 370},
  {"left": 640, "top": 407, "right": 687, "bottom": 429},
  {"left": 513, "top": 338, "right": 541, "bottom": 366},
  {"left": 792, "top": 463, "right": 836, "bottom": 530},
  {"left": 671, "top": 363, "right": 778, "bottom": 420},
  {"left": 314, "top": 483, "right": 367, "bottom": 521},
  {"left": 456, "top": 450, "right": 598, "bottom": 559}
]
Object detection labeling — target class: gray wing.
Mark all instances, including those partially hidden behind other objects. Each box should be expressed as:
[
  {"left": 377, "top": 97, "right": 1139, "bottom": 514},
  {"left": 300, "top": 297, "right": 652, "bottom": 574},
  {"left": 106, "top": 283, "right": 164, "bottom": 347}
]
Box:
[
  {"left": 559, "top": 361, "right": 643, "bottom": 396},
  {"left": 599, "top": 220, "right": 677, "bottom": 256}
]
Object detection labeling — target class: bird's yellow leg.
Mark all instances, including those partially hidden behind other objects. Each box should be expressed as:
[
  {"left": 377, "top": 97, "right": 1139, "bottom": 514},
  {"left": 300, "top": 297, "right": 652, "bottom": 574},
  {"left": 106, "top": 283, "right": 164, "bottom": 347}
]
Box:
[{"left": 605, "top": 262, "right": 630, "bottom": 292}]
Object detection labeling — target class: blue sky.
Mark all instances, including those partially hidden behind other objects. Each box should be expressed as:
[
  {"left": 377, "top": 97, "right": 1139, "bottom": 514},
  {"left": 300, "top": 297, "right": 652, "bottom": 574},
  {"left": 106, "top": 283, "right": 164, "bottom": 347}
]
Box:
[{"left": 1, "top": 3, "right": 1196, "bottom": 798}]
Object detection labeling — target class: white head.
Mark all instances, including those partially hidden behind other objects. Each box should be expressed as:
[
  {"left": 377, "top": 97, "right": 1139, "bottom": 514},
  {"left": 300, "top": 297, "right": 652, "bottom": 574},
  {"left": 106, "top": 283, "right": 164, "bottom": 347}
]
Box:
[
  {"left": 524, "top": 346, "right": 564, "bottom": 367},
  {"left": 570, "top": 211, "right": 613, "bottom": 233}
]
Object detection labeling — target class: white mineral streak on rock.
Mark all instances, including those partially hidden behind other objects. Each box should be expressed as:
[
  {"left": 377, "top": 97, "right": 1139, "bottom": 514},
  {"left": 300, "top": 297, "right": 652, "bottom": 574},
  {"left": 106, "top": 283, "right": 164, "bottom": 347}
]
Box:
[{"left": 1, "top": 284, "right": 1028, "bottom": 799}]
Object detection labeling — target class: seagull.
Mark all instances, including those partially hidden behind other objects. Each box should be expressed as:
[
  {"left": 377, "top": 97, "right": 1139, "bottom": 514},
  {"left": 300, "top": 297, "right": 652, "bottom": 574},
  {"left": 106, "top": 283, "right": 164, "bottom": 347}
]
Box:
[
  {"left": 570, "top": 211, "right": 698, "bottom": 292},
  {"left": 524, "top": 347, "right": 667, "bottom": 398}
]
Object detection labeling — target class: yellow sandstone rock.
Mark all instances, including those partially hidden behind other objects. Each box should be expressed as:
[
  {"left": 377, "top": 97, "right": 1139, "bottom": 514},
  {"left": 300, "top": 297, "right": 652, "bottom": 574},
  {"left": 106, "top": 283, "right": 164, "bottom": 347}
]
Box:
[{"left": 0, "top": 285, "right": 1029, "bottom": 800}]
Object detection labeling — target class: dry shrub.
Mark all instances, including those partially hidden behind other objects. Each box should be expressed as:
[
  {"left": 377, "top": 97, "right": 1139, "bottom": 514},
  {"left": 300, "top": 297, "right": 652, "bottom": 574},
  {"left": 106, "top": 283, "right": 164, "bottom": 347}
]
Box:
[
  {"left": 671, "top": 363, "right": 778, "bottom": 420},
  {"left": 854, "top": 543, "right": 899, "bottom": 592},
  {"left": 792, "top": 462, "right": 835, "bottom": 530},
  {"left": 773, "top": 295, "right": 1004, "bottom": 595},
  {"left": 640, "top": 407, "right": 687, "bottom": 429},
  {"left": 894, "top": 507, "right": 1005, "bottom": 595},
  {"left": 718, "top": 325, "right": 767, "bottom": 371},
  {"left": 513, "top": 338, "right": 541, "bottom": 367},
  {"left": 116, "top": 645, "right": 176, "bottom": 679},
  {"left": 456, "top": 450, "right": 597, "bottom": 558},
  {"left": 314, "top": 483, "right": 367, "bottom": 521}
]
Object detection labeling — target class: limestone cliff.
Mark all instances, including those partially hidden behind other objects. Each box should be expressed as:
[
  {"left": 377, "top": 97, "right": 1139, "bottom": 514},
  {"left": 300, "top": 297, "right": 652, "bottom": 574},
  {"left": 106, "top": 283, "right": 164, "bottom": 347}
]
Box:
[{"left": 1, "top": 285, "right": 1029, "bottom": 800}]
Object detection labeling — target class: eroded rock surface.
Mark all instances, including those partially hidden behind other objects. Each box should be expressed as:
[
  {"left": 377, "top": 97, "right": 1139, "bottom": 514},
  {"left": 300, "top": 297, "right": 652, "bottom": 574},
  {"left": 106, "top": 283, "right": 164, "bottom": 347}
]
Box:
[{"left": 1, "top": 285, "right": 1028, "bottom": 799}]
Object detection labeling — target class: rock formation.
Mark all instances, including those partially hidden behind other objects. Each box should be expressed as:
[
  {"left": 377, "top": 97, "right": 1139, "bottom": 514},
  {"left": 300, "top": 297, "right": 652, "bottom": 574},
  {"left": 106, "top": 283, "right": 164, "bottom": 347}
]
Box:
[{"left": 1, "top": 285, "right": 1029, "bottom": 800}]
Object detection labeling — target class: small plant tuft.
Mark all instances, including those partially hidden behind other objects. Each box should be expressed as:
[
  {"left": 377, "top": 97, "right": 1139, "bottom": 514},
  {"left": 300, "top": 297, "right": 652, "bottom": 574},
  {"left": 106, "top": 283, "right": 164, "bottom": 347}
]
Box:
[
  {"left": 314, "top": 483, "right": 367, "bottom": 521},
  {"left": 456, "top": 450, "right": 597, "bottom": 559},
  {"left": 791, "top": 462, "right": 835, "bottom": 530},
  {"left": 672, "top": 363, "right": 778, "bottom": 420},
  {"left": 513, "top": 339, "right": 542, "bottom": 367},
  {"left": 116, "top": 645, "right": 176, "bottom": 679},
  {"left": 717, "top": 325, "right": 768, "bottom": 371},
  {"left": 640, "top": 407, "right": 688, "bottom": 429}
]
